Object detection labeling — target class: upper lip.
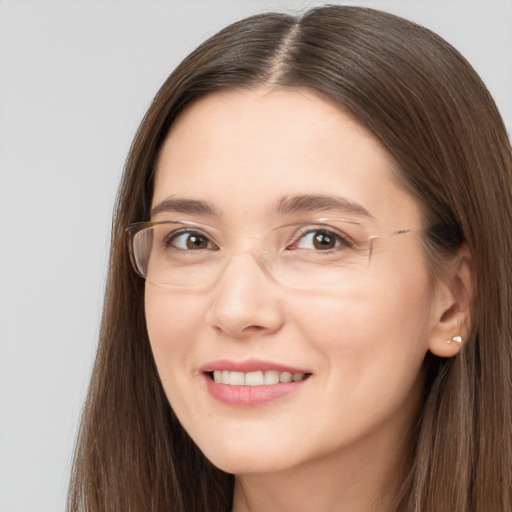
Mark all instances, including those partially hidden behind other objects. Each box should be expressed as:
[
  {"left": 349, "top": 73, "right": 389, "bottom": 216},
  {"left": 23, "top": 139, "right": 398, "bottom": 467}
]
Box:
[{"left": 200, "top": 358, "right": 311, "bottom": 374}]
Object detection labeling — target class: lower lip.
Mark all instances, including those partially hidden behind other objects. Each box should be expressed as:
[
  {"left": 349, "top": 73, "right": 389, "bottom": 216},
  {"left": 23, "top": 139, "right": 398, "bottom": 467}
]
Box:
[{"left": 204, "top": 375, "right": 308, "bottom": 407}]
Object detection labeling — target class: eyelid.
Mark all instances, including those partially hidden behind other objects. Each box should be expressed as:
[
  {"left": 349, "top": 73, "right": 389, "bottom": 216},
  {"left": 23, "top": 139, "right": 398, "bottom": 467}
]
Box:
[
  {"left": 167, "top": 230, "right": 217, "bottom": 250},
  {"left": 153, "top": 218, "right": 366, "bottom": 246},
  {"left": 282, "top": 219, "right": 362, "bottom": 236},
  {"left": 272, "top": 217, "right": 362, "bottom": 230},
  {"left": 159, "top": 223, "right": 220, "bottom": 248},
  {"left": 153, "top": 219, "right": 219, "bottom": 230},
  {"left": 166, "top": 227, "right": 209, "bottom": 240},
  {"left": 288, "top": 224, "right": 355, "bottom": 249}
]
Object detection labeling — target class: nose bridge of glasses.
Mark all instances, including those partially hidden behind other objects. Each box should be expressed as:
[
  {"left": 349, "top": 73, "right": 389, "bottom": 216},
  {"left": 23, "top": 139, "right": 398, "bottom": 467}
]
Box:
[{"left": 214, "top": 242, "right": 279, "bottom": 287}]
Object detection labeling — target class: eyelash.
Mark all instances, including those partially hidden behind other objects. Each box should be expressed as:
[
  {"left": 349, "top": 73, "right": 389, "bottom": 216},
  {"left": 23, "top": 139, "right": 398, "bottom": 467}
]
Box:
[
  {"left": 287, "top": 227, "right": 353, "bottom": 252},
  {"left": 164, "top": 229, "right": 218, "bottom": 250},
  {"left": 163, "top": 226, "right": 353, "bottom": 252}
]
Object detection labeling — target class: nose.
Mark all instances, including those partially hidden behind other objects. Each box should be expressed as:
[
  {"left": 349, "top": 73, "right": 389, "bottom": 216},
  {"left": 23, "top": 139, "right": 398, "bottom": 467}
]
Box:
[{"left": 205, "top": 253, "right": 284, "bottom": 338}]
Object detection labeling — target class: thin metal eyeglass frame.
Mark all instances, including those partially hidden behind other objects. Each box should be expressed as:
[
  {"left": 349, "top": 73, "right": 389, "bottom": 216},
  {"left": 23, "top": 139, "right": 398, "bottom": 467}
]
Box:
[{"left": 125, "top": 220, "right": 419, "bottom": 284}]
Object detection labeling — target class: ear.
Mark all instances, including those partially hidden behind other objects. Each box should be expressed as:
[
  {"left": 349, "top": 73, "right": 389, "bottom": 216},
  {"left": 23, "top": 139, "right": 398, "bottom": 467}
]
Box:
[{"left": 428, "top": 244, "right": 475, "bottom": 358}]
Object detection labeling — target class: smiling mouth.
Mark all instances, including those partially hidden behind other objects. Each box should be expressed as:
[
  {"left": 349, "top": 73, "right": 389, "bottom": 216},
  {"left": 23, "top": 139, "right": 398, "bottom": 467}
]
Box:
[{"left": 208, "top": 370, "right": 310, "bottom": 386}]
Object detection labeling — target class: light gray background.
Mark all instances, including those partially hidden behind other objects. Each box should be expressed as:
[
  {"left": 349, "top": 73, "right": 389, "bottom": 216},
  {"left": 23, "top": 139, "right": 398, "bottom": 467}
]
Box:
[{"left": 0, "top": 1, "right": 510, "bottom": 511}]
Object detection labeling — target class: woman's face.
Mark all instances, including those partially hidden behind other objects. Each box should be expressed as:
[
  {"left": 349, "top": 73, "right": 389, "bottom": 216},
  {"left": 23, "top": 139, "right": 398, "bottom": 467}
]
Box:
[{"left": 145, "top": 87, "right": 444, "bottom": 476}]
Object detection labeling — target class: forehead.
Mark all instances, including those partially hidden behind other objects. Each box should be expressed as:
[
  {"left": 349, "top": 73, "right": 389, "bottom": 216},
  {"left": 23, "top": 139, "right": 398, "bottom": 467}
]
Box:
[{"left": 153, "top": 87, "right": 422, "bottom": 229}]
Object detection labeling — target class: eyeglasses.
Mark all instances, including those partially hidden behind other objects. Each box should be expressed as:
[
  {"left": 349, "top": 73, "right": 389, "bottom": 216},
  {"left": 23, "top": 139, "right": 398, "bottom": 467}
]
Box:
[{"left": 126, "top": 219, "right": 418, "bottom": 292}]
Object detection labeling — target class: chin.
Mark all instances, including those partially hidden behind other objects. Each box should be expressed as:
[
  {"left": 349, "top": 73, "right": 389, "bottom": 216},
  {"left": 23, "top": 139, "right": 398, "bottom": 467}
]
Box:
[
  {"left": 207, "top": 455, "right": 291, "bottom": 476},
  {"left": 197, "top": 437, "right": 300, "bottom": 475}
]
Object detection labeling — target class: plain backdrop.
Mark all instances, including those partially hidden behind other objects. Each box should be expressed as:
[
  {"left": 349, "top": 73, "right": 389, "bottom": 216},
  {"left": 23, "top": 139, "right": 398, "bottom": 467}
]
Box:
[{"left": 0, "top": 1, "right": 510, "bottom": 511}]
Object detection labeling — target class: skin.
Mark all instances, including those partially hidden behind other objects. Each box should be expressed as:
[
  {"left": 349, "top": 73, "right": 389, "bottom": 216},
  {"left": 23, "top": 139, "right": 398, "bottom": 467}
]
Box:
[{"left": 145, "top": 87, "right": 466, "bottom": 512}]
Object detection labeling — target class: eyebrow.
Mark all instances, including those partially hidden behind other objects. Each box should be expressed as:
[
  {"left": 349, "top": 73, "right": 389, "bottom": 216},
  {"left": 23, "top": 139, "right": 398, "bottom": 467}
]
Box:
[
  {"left": 151, "top": 197, "right": 219, "bottom": 218},
  {"left": 273, "top": 194, "right": 374, "bottom": 219},
  {"left": 150, "top": 193, "right": 373, "bottom": 221}
]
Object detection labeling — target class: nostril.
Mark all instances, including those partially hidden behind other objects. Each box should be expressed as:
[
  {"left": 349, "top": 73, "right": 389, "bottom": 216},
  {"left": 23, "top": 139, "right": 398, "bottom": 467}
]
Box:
[{"left": 241, "top": 325, "right": 267, "bottom": 333}]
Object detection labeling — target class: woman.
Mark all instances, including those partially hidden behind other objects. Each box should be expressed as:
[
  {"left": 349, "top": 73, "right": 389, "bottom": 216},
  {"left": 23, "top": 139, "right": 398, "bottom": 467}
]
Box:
[{"left": 68, "top": 5, "right": 512, "bottom": 512}]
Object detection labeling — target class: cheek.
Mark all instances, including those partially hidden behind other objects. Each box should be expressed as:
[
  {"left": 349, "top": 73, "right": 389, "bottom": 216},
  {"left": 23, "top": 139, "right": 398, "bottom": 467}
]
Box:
[
  {"left": 144, "top": 287, "right": 214, "bottom": 426},
  {"left": 144, "top": 287, "right": 205, "bottom": 375},
  {"left": 288, "top": 270, "right": 435, "bottom": 383}
]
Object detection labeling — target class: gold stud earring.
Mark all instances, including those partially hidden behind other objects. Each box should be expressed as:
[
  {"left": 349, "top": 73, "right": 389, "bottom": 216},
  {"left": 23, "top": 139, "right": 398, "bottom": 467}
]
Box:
[{"left": 446, "top": 335, "right": 462, "bottom": 345}]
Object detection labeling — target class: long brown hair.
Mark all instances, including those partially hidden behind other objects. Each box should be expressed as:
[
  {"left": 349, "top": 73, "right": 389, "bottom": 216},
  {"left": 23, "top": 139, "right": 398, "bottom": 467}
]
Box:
[{"left": 68, "top": 6, "right": 512, "bottom": 511}]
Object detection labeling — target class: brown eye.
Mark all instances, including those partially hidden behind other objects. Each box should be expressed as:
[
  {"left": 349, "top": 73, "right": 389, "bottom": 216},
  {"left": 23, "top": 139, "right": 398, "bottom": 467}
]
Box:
[
  {"left": 167, "top": 231, "right": 214, "bottom": 250},
  {"left": 292, "top": 229, "right": 349, "bottom": 251},
  {"left": 312, "top": 231, "right": 337, "bottom": 250},
  {"left": 185, "top": 234, "right": 209, "bottom": 249}
]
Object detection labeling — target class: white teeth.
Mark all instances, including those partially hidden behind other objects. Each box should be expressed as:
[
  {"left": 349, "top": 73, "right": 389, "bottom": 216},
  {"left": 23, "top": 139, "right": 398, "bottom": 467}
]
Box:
[
  {"left": 212, "top": 370, "right": 307, "bottom": 386},
  {"left": 229, "top": 371, "right": 245, "bottom": 385},
  {"left": 264, "top": 370, "right": 280, "bottom": 385},
  {"left": 245, "top": 371, "right": 264, "bottom": 386},
  {"left": 279, "top": 372, "right": 293, "bottom": 383}
]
